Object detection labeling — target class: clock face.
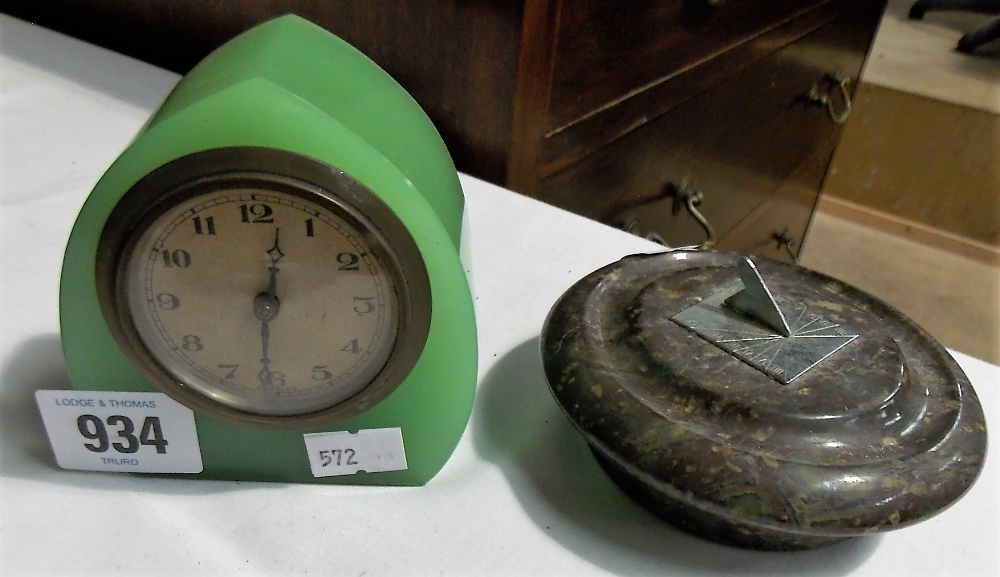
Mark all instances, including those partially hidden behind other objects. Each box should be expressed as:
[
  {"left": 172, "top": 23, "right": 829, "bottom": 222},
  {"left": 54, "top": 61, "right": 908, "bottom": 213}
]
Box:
[{"left": 97, "top": 149, "right": 431, "bottom": 428}]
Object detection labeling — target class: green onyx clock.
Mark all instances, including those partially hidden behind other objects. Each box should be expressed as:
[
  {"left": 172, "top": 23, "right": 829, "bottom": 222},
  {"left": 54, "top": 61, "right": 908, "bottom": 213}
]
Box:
[{"left": 59, "top": 15, "right": 477, "bottom": 485}]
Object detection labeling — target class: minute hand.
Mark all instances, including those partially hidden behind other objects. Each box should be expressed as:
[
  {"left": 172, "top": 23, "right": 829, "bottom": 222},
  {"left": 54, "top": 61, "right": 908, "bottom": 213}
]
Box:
[
  {"left": 254, "top": 228, "right": 284, "bottom": 392},
  {"left": 264, "top": 228, "right": 284, "bottom": 300}
]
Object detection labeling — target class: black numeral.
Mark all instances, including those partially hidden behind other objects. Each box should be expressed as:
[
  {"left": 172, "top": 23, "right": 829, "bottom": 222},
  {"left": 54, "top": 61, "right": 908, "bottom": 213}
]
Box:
[
  {"left": 219, "top": 364, "right": 238, "bottom": 379},
  {"left": 139, "top": 416, "right": 168, "bottom": 454},
  {"left": 77, "top": 415, "right": 108, "bottom": 453},
  {"left": 305, "top": 218, "right": 315, "bottom": 237},
  {"left": 161, "top": 249, "right": 191, "bottom": 268},
  {"left": 108, "top": 415, "right": 139, "bottom": 453},
  {"left": 193, "top": 216, "right": 216, "bottom": 235},
  {"left": 156, "top": 293, "right": 180, "bottom": 310},
  {"left": 341, "top": 338, "right": 361, "bottom": 354},
  {"left": 353, "top": 296, "right": 375, "bottom": 315},
  {"left": 319, "top": 448, "right": 359, "bottom": 467},
  {"left": 181, "top": 335, "right": 204, "bottom": 352},
  {"left": 239, "top": 203, "right": 274, "bottom": 223},
  {"left": 337, "top": 252, "right": 361, "bottom": 271},
  {"left": 77, "top": 415, "right": 168, "bottom": 455},
  {"left": 311, "top": 365, "right": 333, "bottom": 381}
]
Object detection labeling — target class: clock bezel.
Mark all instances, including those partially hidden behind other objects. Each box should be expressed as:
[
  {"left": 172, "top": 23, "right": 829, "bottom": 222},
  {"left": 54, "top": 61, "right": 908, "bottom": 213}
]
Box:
[{"left": 95, "top": 147, "right": 432, "bottom": 430}]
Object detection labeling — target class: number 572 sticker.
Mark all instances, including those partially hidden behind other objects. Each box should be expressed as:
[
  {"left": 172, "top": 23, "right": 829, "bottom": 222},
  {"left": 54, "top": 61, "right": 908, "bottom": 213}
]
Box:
[
  {"left": 303, "top": 428, "right": 407, "bottom": 478},
  {"left": 35, "top": 390, "right": 203, "bottom": 473}
]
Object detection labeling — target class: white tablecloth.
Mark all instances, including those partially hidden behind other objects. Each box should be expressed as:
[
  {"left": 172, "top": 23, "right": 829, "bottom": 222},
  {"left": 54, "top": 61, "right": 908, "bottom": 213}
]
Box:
[{"left": 1, "top": 14, "right": 997, "bottom": 576}]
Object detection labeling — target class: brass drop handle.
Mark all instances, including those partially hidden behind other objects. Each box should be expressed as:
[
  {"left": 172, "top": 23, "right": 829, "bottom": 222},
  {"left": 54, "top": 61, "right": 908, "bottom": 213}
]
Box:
[
  {"left": 619, "top": 213, "right": 668, "bottom": 245},
  {"left": 772, "top": 228, "right": 799, "bottom": 264},
  {"left": 670, "top": 181, "right": 716, "bottom": 250},
  {"left": 806, "top": 70, "right": 853, "bottom": 125}
]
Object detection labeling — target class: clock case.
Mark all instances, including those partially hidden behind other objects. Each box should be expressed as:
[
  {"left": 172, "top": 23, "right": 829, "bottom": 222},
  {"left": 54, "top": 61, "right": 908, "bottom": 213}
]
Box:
[{"left": 59, "top": 15, "right": 477, "bottom": 485}]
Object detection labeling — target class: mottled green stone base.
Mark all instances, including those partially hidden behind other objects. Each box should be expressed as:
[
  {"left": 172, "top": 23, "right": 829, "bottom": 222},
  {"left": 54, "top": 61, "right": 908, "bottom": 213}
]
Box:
[
  {"left": 542, "top": 251, "right": 988, "bottom": 551},
  {"left": 591, "top": 447, "right": 848, "bottom": 551}
]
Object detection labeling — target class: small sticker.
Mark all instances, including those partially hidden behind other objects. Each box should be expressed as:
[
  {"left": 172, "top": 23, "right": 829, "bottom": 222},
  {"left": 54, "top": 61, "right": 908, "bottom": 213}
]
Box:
[
  {"left": 35, "top": 390, "right": 203, "bottom": 473},
  {"left": 303, "top": 427, "right": 407, "bottom": 477}
]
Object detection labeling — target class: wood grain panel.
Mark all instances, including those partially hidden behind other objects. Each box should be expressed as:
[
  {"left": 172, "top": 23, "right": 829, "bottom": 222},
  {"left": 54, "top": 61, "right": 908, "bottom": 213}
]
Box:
[
  {"left": 546, "top": 0, "right": 827, "bottom": 133},
  {"left": 537, "top": 3, "right": 838, "bottom": 181},
  {"left": 535, "top": 2, "right": 879, "bottom": 249},
  {"left": 505, "top": 0, "right": 562, "bottom": 192}
]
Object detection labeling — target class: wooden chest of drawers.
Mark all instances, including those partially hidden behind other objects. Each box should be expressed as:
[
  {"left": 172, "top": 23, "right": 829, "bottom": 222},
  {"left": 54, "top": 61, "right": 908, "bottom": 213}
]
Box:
[
  {"left": 6, "top": 0, "right": 887, "bottom": 260},
  {"left": 519, "top": 0, "right": 887, "bottom": 258}
]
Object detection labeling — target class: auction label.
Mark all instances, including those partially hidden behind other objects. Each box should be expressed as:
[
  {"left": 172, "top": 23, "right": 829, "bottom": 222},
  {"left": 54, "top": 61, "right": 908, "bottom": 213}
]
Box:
[
  {"left": 35, "top": 390, "right": 203, "bottom": 473},
  {"left": 303, "top": 428, "right": 407, "bottom": 478}
]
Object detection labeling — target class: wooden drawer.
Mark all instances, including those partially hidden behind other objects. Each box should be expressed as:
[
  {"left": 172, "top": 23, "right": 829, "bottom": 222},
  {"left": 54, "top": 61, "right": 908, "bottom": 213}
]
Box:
[
  {"left": 718, "top": 151, "right": 830, "bottom": 261},
  {"left": 535, "top": 7, "right": 871, "bottom": 250},
  {"left": 547, "top": 0, "right": 828, "bottom": 133},
  {"left": 535, "top": 1, "right": 840, "bottom": 181}
]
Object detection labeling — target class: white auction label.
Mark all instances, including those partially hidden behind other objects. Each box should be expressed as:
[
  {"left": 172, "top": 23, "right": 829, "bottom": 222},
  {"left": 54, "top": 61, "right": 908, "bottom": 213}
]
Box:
[
  {"left": 303, "top": 427, "right": 408, "bottom": 477},
  {"left": 35, "top": 390, "right": 203, "bottom": 473}
]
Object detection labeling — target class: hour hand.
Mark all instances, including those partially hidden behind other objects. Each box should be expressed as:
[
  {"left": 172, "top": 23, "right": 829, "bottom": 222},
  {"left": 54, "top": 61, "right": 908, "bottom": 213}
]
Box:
[{"left": 255, "top": 228, "right": 283, "bottom": 321}]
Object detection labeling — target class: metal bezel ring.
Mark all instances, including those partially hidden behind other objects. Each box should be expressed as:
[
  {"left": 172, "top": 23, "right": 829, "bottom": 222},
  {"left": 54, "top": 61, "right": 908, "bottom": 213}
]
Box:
[{"left": 95, "top": 147, "right": 432, "bottom": 430}]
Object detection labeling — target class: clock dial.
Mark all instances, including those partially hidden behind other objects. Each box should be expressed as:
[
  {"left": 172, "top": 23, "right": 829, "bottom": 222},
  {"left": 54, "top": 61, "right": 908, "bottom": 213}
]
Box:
[
  {"left": 97, "top": 149, "right": 432, "bottom": 429},
  {"left": 123, "top": 189, "right": 398, "bottom": 417}
]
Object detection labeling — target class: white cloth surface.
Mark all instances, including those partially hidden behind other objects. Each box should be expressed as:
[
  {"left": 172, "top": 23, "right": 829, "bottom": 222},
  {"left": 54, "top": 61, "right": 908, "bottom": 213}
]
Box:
[{"left": 1, "top": 14, "right": 997, "bottom": 577}]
